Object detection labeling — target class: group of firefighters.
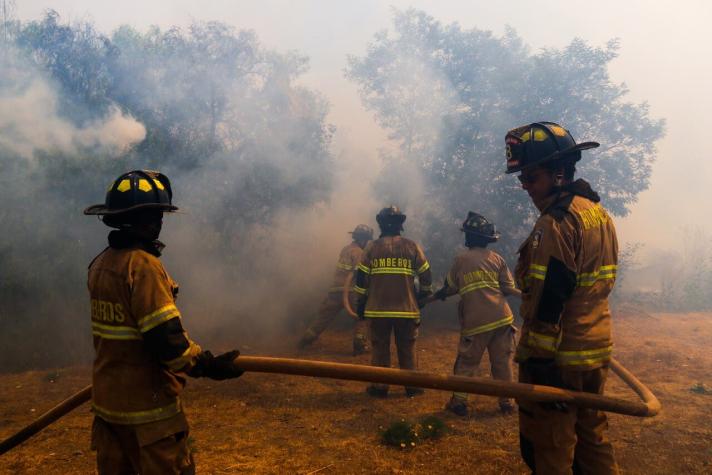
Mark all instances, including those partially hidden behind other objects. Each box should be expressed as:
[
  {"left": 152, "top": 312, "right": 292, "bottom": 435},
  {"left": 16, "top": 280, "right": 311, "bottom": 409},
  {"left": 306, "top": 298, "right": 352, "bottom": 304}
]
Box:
[{"left": 84, "top": 121, "right": 619, "bottom": 474}]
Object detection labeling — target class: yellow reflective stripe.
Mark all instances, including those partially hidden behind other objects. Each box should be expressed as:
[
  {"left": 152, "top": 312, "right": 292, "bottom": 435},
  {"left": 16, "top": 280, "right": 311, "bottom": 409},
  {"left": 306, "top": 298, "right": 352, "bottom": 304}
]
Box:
[
  {"left": 452, "top": 392, "right": 468, "bottom": 400},
  {"left": 357, "top": 263, "right": 371, "bottom": 274},
  {"left": 92, "top": 399, "right": 181, "bottom": 425},
  {"left": 138, "top": 304, "right": 180, "bottom": 333},
  {"left": 417, "top": 261, "right": 430, "bottom": 274},
  {"left": 420, "top": 284, "right": 433, "bottom": 292},
  {"left": 577, "top": 265, "right": 617, "bottom": 287},
  {"left": 353, "top": 285, "right": 367, "bottom": 295},
  {"left": 164, "top": 341, "right": 202, "bottom": 372},
  {"left": 336, "top": 262, "right": 353, "bottom": 271},
  {"left": 370, "top": 267, "right": 416, "bottom": 276},
  {"left": 91, "top": 322, "right": 141, "bottom": 341},
  {"left": 526, "top": 331, "right": 559, "bottom": 353},
  {"left": 461, "top": 315, "right": 514, "bottom": 337},
  {"left": 459, "top": 280, "right": 500, "bottom": 295},
  {"left": 527, "top": 264, "right": 547, "bottom": 281},
  {"left": 556, "top": 346, "right": 613, "bottom": 366},
  {"left": 364, "top": 310, "right": 419, "bottom": 318},
  {"left": 446, "top": 273, "right": 456, "bottom": 288}
]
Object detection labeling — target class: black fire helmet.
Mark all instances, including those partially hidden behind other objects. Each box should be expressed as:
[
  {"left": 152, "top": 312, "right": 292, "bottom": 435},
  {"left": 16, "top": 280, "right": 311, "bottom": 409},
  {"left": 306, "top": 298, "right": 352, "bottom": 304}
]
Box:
[
  {"left": 505, "top": 122, "right": 599, "bottom": 174},
  {"left": 84, "top": 170, "right": 178, "bottom": 216},
  {"left": 461, "top": 211, "right": 500, "bottom": 242}
]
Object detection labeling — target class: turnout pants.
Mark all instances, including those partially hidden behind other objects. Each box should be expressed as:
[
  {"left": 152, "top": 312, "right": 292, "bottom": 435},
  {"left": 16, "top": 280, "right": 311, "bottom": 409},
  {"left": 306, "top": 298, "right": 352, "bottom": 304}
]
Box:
[
  {"left": 303, "top": 292, "right": 368, "bottom": 348},
  {"left": 518, "top": 366, "right": 619, "bottom": 475},
  {"left": 452, "top": 324, "right": 515, "bottom": 407},
  {"left": 92, "top": 416, "right": 194, "bottom": 475},
  {"left": 368, "top": 318, "right": 418, "bottom": 391}
]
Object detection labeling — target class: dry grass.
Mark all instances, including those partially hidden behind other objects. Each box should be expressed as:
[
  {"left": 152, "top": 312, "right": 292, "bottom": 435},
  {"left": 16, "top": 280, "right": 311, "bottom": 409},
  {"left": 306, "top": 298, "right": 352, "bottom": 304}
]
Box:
[{"left": 1, "top": 309, "right": 711, "bottom": 474}]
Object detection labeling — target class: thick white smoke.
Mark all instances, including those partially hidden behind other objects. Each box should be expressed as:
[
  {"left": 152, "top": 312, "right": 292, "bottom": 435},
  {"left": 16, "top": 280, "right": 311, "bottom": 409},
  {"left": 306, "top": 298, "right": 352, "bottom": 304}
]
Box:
[{"left": 0, "top": 48, "right": 146, "bottom": 159}]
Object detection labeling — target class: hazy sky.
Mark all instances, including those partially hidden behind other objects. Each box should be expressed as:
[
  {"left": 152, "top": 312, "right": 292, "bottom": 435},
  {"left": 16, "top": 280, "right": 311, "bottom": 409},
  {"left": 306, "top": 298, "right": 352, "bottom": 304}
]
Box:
[{"left": 14, "top": 0, "right": 712, "bottom": 254}]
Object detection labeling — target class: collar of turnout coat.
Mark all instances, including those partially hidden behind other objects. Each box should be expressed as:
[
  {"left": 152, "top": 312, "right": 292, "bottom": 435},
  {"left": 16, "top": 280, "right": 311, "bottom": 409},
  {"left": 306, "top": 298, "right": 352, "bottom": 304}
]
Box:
[
  {"left": 108, "top": 230, "right": 165, "bottom": 257},
  {"left": 536, "top": 179, "right": 601, "bottom": 216}
]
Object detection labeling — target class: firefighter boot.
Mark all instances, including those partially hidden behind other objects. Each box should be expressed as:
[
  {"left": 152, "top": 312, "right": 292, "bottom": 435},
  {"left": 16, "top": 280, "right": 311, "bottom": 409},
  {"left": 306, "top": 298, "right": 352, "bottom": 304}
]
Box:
[
  {"left": 446, "top": 396, "right": 469, "bottom": 417},
  {"left": 405, "top": 387, "right": 425, "bottom": 398},
  {"left": 366, "top": 385, "right": 389, "bottom": 398},
  {"left": 297, "top": 330, "right": 317, "bottom": 350},
  {"left": 499, "top": 399, "right": 515, "bottom": 415}
]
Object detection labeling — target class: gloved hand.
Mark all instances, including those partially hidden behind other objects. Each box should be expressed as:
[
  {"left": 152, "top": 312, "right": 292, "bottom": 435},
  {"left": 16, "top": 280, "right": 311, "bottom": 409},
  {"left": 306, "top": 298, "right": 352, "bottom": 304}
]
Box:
[
  {"left": 521, "top": 358, "right": 568, "bottom": 412},
  {"left": 416, "top": 290, "right": 432, "bottom": 309},
  {"left": 521, "top": 357, "right": 563, "bottom": 387},
  {"left": 188, "top": 350, "right": 244, "bottom": 380},
  {"left": 433, "top": 286, "right": 449, "bottom": 301},
  {"left": 356, "top": 299, "right": 366, "bottom": 320}
]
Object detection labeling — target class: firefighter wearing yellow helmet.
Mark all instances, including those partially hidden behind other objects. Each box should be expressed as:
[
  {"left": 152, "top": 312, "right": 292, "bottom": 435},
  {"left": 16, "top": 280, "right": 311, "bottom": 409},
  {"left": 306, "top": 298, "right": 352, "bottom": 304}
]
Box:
[
  {"left": 298, "top": 224, "right": 374, "bottom": 355},
  {"left": 506, "top": 123, "right": 620, "bottom": 473},
  {"left": 84, "top": 170, "right": 244, "bottom": 474}
]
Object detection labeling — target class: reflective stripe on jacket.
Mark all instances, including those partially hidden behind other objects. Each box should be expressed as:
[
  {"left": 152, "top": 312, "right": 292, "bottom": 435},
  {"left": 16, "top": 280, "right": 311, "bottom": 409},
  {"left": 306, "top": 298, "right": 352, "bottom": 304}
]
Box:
[
  {"left": 355, "top": 235, "right": 432, "bottom": 318},
  {"left": 327, "top": 242, "right": 364, "bottom": 294},
  {"left": 445, "top": 247, "right": 518, "bottom": 336}
]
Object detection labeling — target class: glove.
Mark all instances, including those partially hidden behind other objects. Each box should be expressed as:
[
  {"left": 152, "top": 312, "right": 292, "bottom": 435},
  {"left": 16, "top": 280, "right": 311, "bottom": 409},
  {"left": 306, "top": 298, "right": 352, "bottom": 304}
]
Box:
[
  {"left": 188, "top": 350, "right": 244, "bottom": 380},
  {"left": 416, "top": 289, "right": 432, "bottom": 309},
  {"left": 434, "top": 286, "right": 448, "bottom": 301},
  {"left": 356, "top": 299, "right": 366, "bottom": 320},
  {"left": 520, "top": 358, "right": 568, "bottom": 412}
]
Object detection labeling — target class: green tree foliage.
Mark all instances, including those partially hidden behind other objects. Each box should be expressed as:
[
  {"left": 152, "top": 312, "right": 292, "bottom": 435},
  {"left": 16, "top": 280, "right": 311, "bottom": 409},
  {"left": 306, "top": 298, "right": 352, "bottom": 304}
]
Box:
[
  {"left": 0, "top": 11, "right": 333, "bottom": 369},
  {"left": 347, "top": 9, "right": 664, "bottom": 269}
]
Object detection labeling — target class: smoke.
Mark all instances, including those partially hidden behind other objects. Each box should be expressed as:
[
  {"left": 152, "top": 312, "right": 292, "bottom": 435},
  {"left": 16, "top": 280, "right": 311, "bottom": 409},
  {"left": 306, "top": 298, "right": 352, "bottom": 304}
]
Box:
[
  {"left": 0, "top": 15, "right": 392, "bottom": 370},
  {"left": 0, "top": 47, "right": 146, "bottom": 159}
]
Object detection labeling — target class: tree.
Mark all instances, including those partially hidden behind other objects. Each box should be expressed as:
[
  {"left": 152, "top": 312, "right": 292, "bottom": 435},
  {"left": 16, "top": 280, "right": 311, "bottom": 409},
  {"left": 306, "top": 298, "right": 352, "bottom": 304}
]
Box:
[{"left": 347, "top": 9, "right": 664, "bottom": 270}]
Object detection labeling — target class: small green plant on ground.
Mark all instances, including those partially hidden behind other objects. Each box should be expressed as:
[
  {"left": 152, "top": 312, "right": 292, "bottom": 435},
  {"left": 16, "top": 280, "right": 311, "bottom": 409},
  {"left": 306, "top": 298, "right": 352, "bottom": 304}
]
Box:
[{"left": 380, "top": 415, "right": 448, "bottom": 449}]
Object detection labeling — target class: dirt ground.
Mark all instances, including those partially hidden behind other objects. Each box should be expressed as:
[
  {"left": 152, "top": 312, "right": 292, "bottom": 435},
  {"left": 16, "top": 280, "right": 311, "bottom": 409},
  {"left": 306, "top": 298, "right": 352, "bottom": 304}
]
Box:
[{"left": 1, "top": 309, "right": 711, "bottom": 474}]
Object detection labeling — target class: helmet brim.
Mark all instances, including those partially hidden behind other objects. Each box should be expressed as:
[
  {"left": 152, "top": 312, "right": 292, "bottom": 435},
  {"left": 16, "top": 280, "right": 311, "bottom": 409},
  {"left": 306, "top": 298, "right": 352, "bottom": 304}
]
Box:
[
  {"left": 83, "top": 202, "right": 179, "bottom": 215},
  {"left": 462, "top": 228, "right": 500, "bottom": 242},
  {"left": 505, "top": 141, "right": 600, "bottom": 174}
]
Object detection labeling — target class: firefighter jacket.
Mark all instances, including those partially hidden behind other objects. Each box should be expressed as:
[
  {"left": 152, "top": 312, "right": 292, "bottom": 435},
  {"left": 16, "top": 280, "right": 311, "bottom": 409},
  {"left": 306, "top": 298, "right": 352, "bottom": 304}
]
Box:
[
  {"left": 328, "top": 242, "right": 364, "bottom": 293},
  {"left": 445, "top": 247, "right": 518, "bottom": 337},
  {"left": 354, "top": 235, "right": 432, "bottom": 319},
  {"left": 515, "top": 179, "right": 618, "bottom": 370},
  {"left": 88, "top": 231, "right": 202, "bottom": 427}
]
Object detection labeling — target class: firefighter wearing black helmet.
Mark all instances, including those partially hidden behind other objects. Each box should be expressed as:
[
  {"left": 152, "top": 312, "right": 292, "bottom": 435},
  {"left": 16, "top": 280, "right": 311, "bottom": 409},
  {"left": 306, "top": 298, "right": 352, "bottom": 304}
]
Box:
[
  {"left": 354, "top": 206, "right": 432, "bottom": 398},
  {"left": 506, "top": 123, "right": 620, "bottom": 474},
  {"left": 85, "top": 170, "right": 244, "bottom": 474},
  {"left": 298, "top": 224, "right": 374, "bottom": 355},
  {"left": 430, "top": 212, "right": 521, "bottom": 417}
]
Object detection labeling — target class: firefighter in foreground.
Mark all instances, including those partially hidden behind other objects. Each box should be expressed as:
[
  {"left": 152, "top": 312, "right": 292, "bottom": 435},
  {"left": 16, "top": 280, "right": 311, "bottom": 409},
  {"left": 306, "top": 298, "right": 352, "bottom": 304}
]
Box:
[
  {"left": 354, "top": 206, "right": 432, "bottom": 397},
  {"left": 506, "top": 122, "right": 619, "bottom": 474},
  {"left": 298, "top": 224, "right": 374, "bottom": 355},
  {"left": 431, "top": 211, "right": 521, "bottom": 417},
  {"left": 84, "top": 170, "right": 244, "bottom": 474}
]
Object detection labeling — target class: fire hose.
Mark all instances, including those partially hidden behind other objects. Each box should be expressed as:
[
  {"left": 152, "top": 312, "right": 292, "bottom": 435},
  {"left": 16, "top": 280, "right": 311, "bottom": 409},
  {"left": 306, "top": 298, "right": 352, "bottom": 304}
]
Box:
[
  {"left": 0, "top": 355, "right": 659, "bottom": 456},
  {"left": 0, "top": 276, "right": 659, "bottom": 455}
]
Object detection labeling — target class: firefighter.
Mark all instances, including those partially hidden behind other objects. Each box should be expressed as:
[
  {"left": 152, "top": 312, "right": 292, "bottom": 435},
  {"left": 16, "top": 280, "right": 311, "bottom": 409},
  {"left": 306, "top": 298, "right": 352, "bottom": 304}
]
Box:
[
  {"left": 354, "top": 206, "right": 432, "bottom": 398},
  {"left": 298, "top": 224, "right": 374, "bottom": 355},
  {"left": 431, "top": 211, "right": 521, "bottom": 417},
  {"left": 505, "top": 123, "right": 619, "bottom": 474},
  {"left": 84, "top": 170, "right": 244, "bottom": 475}
]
